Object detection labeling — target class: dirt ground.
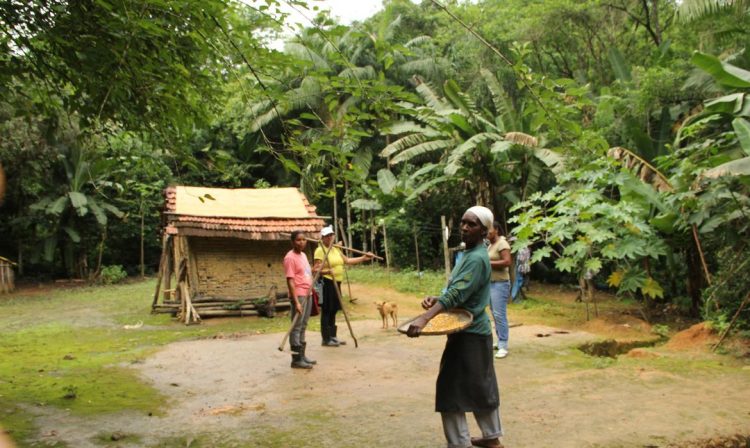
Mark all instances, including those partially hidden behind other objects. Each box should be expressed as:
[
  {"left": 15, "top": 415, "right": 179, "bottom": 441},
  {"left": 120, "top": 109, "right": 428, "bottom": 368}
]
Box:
[{"left": 26, "top": 283, "right": 750, "bottom": 448}]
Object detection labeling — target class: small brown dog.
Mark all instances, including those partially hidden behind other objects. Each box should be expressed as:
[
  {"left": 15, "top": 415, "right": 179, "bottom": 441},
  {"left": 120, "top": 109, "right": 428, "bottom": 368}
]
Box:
[{"left": 375, "top": 301, "right": 398, "bottom": 329}]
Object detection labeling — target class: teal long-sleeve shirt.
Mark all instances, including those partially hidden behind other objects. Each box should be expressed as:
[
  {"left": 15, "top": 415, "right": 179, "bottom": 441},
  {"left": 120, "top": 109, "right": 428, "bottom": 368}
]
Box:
[{"left": 437, "top": 243, "right": 492, "bottom": 335}]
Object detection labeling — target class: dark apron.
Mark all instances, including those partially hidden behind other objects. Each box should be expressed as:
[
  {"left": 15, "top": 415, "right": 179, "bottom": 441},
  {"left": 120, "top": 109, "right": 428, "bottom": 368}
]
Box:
[{"left": 435, "top": 332, "right": 499, "bottom": 412}]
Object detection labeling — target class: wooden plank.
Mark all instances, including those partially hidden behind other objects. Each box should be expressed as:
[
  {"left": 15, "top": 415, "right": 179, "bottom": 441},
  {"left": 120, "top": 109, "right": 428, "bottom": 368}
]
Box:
[
  {"left": 163, "top": 237, "right": 173, "bottom": 302},
  {"left": 151, "top": 235, "right": 170, "bottom": 309},
  {"left": 185, "top": 237, "right": 201, "bottom": 299}
]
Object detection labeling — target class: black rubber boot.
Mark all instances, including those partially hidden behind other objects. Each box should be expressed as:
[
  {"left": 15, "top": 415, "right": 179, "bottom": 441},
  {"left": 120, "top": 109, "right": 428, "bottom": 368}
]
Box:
[
  {"left": 301, "top": 342, "right": 317, "bottom": 365},
  {"left": 331, "top": 325, "right": 347, "bottom": 345},
  {"left": 290, "top": 346, "right": 312, "bottom": 369}
]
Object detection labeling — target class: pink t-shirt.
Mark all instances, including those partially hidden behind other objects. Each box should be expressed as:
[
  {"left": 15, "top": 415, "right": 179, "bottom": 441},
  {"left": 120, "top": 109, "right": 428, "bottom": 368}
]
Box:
[{"left": 283, "top": 250, "right": 312, "bottom": 298}]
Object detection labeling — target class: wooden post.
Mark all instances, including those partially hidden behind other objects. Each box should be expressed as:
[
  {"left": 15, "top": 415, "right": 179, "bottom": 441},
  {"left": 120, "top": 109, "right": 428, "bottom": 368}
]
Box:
[
  {"left": 370, "top": 211, "right": 376, "bottom": 265},
  {"left": 17, "top": 242, "right": 23, "bottom": 276},
  {"left": 140, "top": 200, "right": 145, "bottom": 279},
  {"left": 441, "top": 215, "right": 450, "bottom": 281},
  {"left": 382, "top": 220, "right": 391, "bottom": 272},
  {"left": 361, "top": 210, "right": 368, "bottom": 252},
  {"left": 344, "top": 179, "right": 353, "bottom": 249},
  {"left": 413, "top": 226, "right": 421, "bottom": 273},
  {"left": 163, "top": 238, "right": 173, "bottom": 302},
  {"left": 335, "top": 221, "right": 355, "bottom": 302},
  {"left": 152, "top": 235, "right": 169, "bottom": 309}
]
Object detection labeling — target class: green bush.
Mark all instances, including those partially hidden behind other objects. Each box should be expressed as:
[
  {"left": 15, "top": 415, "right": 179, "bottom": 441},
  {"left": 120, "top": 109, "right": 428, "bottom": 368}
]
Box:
[{"left": 99, "top": 265, "right": 128, "bottom": 285}]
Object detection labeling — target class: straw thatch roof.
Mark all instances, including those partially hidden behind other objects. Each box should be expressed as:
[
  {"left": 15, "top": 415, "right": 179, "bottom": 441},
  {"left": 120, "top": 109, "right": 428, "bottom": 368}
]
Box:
[{"left": 164, "top": 186, "right": 325, "bottom": 240}]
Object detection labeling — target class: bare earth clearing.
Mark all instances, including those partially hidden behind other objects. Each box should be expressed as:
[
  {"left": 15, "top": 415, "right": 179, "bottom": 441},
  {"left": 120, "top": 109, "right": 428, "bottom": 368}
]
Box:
[{"left": 28, "top": 283, "right": 750, "bottom": 448}]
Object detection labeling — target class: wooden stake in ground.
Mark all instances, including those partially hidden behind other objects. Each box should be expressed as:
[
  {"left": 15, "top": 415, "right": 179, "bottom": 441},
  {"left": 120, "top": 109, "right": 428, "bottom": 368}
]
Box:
[
  {"left": 329, "top": 269, "right": 358, "bottom": 348},
  {"left": 335, "top": 221, "right": 356, "bottom": 303},
  {"left": 441, "top": 215, "right": 451, "bottom": 281},
  {"left": 712, "top": 292, "right": 750, "bottom": 352},
  {"left": 151, "top": 235, "right": 170, "bottom": 309}
]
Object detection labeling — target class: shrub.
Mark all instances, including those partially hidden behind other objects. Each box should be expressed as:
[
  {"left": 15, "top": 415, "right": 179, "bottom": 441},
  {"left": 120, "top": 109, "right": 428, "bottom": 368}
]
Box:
[{"left": 99, "top": 265, "right": 128, "bottom": 285}]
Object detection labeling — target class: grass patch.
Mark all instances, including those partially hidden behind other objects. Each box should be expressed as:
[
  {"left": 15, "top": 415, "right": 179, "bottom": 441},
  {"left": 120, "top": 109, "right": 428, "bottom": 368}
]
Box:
[
  {"left": 0, "top": 279, "right": 298, "bottom": 444},
  {"left": 346, "top": 266, "right": 445, "bottom": 298}
]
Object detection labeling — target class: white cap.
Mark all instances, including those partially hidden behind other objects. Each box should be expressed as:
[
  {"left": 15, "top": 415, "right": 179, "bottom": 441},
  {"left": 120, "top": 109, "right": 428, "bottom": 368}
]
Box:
[{"left": 321, "top": 225, "right": 334, "bottom": 237}]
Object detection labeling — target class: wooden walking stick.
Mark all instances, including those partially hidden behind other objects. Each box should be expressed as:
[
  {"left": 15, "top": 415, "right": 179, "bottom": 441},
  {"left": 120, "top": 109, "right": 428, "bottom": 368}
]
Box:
[
  {"left": 277, "top": 239, "right": 334, "bottom": 352},
  {"left": 329, "top": 269, "right": 358, "bottom": 348},
  {"left": 279, "top": 233, "right": 384, "bottom": 260},
  {"left": 335, "top": 223, "right": 356, "bottom": 303}
]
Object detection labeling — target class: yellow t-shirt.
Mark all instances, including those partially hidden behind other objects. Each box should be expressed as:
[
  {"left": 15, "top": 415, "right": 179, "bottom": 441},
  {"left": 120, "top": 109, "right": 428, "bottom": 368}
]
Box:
[
  {"left": 487, "top": 237, "right": 510, "bottom": 282},
  {"left": 314, "top": 245, "right": 345, "bottom": 281}
]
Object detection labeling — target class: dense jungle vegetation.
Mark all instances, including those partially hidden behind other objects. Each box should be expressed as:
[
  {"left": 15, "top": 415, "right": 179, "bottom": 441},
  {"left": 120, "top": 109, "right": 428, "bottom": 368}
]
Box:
[{"left": 1, "top": 0, "right": 749, "bottom": 331}]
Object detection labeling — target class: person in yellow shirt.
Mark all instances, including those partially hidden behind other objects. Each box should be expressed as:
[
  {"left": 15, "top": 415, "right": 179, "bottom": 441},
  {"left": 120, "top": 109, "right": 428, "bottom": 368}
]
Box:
[{"left": 313, "top": 225, "right": 374, "bottom": 346}]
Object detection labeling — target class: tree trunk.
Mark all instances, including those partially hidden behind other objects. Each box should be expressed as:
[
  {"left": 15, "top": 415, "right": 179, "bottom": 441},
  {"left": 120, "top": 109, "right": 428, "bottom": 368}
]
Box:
[
  {"left": 651, "top": 0, "right": 661, "bottom": 46},
  {"left": 685, "top": 248, "right": 706, "bottom": 316},
  {"left": 345, "top": 179, "right": 353, "bottom": 248},
  {"left": 361, "top": 210, "right": 368, "bottom": 252},
  {"left": 332, "top": 175, "right": 338, "bottom": 240},
  {"left": 0, "top": 161, "right": 6, "bottom": 206},
  {"left": 140, "top": 199, "right": 145, "bottom": 278}
]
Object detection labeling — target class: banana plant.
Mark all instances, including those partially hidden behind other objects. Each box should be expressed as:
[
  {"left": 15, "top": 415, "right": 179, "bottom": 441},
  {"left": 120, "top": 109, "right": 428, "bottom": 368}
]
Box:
[
  {"left": 380, "top": 73, "right": 563, "bottom": 206},
  {"left": 30, "top": 144, "right": 123, "bottom": 277}
]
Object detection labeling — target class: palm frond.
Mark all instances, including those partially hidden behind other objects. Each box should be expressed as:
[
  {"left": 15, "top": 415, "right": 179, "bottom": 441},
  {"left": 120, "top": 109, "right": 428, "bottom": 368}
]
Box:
[
  {"left": 533, "top": 148, "right": 565, "bottom": 174},
  {"left": 381, "top": 134, "right": 428, "bottom": 158},
  {"left": 249, "top": 105, "right": 286, "bottom": 133},
  {"left": 445, "top": 132, "right": 504, "bottom": 175},
  {"left": 505, "top": 132, "right": 538, "bottom": 147},
  {"left": 399, "top": 58, "right": 448, "bottom": 81},
  {"left": 444, "top": 79, "right": 479, "bottom": 118},
  {"left": 383, "top": 15, "right": 403, "bottom": 40},
  {"left": 405, "top": 35, "right": 434, "bottom": 48},
  {"left": 339, "top": 65, "right": 377, "bottom": 80},
  {"left": 480, "top": 68, "right": 519, "bottom": 132},
  {"left": 284, "top": 42, "right": 331, "bottom": 72},
  {"left": 677, "top": 0, "right": 749, "bottom": 22},
  {"left": 406, "top": 175, "right": 451, "bottom": 201},
  {"left": 335, "top": 96, "right": 360, "bottom": 122},
  {"left": 385, "top": 121, "right": 441, "bottom": 138},
  {"left": 391, "top": 139, "right": 455, "bottom": 165},
  {"left": 608, "top": 147, "right": 673, "bottom": 192},
  {"left": 413, "top": 77, "right": 450, "bottom": 113}
]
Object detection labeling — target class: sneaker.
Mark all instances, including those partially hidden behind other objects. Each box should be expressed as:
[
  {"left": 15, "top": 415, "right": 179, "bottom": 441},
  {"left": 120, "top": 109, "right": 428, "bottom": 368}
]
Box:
[{"left": 495, "top": 348, "right": 508, "bottom": 359}]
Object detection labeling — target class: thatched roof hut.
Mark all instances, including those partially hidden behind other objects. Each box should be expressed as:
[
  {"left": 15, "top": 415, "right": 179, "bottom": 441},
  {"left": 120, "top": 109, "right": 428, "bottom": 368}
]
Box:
[{"left": 153, "top": 186, "right": 325, "bottom": 324}]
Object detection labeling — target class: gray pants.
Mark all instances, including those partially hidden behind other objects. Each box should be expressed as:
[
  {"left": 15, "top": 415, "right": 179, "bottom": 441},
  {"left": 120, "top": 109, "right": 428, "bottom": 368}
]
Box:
[
  {"left": 441, "top": 408, "right": 503, "bottom": 448},
  {"left": 289, "top": 295, "right": 312, "bottom": 348}
]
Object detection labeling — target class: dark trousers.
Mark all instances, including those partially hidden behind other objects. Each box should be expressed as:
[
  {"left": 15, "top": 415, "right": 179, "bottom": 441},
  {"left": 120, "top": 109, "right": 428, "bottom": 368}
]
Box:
[{"left": 320, "top": 278, "right": 341, "bottom": 341}]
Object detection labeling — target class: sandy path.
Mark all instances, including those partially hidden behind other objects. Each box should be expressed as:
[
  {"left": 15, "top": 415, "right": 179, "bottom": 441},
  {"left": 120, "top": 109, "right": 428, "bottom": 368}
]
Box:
[{"left": 27, "top": 283, "right": 750, "bottom": 447}]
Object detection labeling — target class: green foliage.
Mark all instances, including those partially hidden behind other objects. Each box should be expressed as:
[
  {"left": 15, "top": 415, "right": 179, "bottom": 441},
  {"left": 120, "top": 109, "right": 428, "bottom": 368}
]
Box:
[
  {"left": 99, "top": 265, "right": 127, "bottom": 285},
  {"left": 510, "top": 159, "right": 668, "bottom": 299},
  {"left": 702, "top": 245, "right": 750, "bottom": 331}
]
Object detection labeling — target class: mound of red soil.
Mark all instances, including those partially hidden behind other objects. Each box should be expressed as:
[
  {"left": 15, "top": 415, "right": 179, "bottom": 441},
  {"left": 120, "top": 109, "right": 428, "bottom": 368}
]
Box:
[
  {"left": 664, "top": 322, "right": 718, "bottom": 351},
  {"left": 668, "top": 434, "right": 750, "bottom": 447}
]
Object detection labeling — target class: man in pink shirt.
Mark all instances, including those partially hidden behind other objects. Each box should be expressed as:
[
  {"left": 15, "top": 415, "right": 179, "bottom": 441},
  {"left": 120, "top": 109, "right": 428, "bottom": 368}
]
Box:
[{"left": 283, "top": 230, "right": 315, "bottom": 369}]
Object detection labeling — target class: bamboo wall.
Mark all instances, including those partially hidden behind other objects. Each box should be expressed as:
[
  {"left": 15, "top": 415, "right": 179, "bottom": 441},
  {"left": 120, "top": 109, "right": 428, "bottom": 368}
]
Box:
[{"left": 191, "top": 237, "right": 289, "bottom": 299}]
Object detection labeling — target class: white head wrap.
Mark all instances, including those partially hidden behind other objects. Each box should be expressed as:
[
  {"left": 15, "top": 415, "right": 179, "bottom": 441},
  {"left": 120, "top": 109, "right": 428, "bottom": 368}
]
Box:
[
  {"left": 320, "top": 225, "right": 334, "bottom": 237},
  {"left": 465, "top": 206, "right": 494, "bottom": 231}
]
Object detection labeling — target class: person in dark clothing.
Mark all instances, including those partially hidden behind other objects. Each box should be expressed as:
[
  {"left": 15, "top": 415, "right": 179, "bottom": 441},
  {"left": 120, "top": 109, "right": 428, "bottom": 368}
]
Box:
[
  {"left": 407, "top": 206, "right": 505, "bottom": 448},
  {"left": 312, "top": 225, "right": 374, "bottom": 346}
]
